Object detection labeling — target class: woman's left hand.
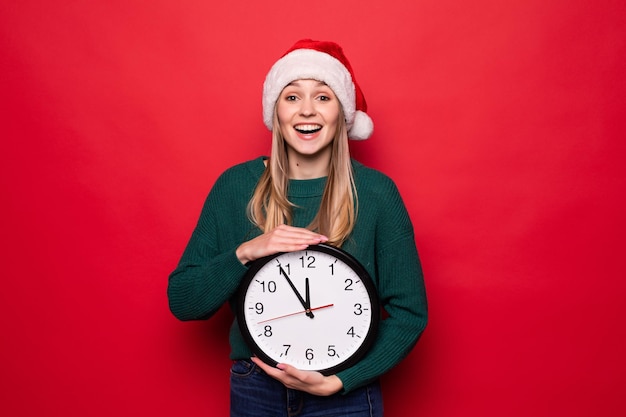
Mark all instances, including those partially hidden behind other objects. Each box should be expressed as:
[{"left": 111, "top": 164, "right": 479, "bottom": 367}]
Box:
[{"left": 251, "top": 357, "right": 343, "bottom": 396}]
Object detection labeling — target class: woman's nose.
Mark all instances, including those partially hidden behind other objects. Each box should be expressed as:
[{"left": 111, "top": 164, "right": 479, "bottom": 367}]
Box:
[{"left": 299, "top": 98, "right": 316, "bottom": 116}]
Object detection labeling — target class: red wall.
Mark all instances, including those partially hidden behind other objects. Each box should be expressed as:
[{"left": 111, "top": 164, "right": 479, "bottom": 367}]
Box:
[{"left": 2, "top": 1, "right": 625, "bottom": 416}]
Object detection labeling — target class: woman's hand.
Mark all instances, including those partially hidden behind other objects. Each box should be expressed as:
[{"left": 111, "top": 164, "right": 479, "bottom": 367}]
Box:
[
  {"left": 251, "top": 357, "right": 343, "bottom": 396},
  {"left": 236, "top": 224, "right": 328, "bottom": 264}
]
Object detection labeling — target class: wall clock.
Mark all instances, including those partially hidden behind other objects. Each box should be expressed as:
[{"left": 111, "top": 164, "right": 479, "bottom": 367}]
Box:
[{"left": 237, "top": 244, "right": 380, "bottom": 376}]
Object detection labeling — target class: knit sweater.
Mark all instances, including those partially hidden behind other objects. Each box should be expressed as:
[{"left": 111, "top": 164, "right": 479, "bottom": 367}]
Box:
[{"left": 168, "top": 156, "right": 427, "bottom": 393}]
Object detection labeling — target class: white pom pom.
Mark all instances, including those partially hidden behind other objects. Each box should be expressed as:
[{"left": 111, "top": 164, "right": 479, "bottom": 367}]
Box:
[{"left": 348, "top": 110, "right": 374, "bottom": 140}]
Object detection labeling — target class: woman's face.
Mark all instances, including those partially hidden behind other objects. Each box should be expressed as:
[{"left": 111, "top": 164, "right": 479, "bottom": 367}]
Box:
[{"left": 276, "top": 79, "right": 341, "bottom": 164}]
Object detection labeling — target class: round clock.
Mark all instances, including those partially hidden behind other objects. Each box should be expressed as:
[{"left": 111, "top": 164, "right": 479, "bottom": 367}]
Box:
[{"left": 237, "top": 244, "right": 380, "bottom": 376}]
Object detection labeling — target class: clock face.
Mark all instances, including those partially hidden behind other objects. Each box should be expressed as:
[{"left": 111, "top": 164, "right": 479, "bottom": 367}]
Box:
[{"left": 237, "top": 244, "right": 379, "bottom": 376}]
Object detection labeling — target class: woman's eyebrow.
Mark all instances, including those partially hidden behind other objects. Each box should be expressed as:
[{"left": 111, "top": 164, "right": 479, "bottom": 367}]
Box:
[{"left": 286, "top": 80, "right": 329, "bottom": 87}]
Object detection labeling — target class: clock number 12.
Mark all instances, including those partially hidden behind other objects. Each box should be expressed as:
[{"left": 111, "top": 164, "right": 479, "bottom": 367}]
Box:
[{"left": 299, "top": 255, "right": 316, "bottom": 268}]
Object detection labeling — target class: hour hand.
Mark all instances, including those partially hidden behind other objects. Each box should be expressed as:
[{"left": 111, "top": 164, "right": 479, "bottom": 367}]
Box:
[
  {"left": 305, "top": 277, "right": 313, "bottom": 318},
  {"left": 278, "top": 265, "right": 314, "bottom": 318}
]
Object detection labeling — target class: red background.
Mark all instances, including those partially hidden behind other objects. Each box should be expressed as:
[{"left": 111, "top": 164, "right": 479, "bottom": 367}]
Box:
[{"left": 2, "top": 1, "right": 625, "bottom": 416}]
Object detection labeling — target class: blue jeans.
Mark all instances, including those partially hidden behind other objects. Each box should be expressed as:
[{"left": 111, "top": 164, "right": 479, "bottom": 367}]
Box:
[{"left": 230, "top": 360, "right": 384, "bottom": 417}]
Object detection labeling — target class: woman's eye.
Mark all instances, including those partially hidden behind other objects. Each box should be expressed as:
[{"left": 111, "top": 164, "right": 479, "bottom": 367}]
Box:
[
  {"left": 285, "top": 95, "right": 297, "bottom": 101},
  {"left": 318, "top": 95, "right": 330, "bottom": 101}
]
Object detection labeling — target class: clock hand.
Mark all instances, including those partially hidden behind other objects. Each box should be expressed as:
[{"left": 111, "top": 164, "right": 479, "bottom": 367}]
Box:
[
  {"left": 278, "top": 264, "right": 314, "bottom": 318},
  {"left": 257, "top": 304, "right": 334, "bottom": 324},
  {"left": 305, "top": 277, "right": 312, "bottom": 310}
]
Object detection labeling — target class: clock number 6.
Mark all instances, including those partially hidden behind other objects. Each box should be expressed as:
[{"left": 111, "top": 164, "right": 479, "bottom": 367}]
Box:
[{"left": 305, "top": 348, "right": 315, "bottom": 361}]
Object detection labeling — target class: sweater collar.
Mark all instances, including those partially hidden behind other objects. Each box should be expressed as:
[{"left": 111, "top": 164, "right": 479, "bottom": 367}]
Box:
[
  {"left": 288, "top": 176, "right": 327, "bottom": 197},
  {"left": 254, "top": 156, "right": 327, "bottom": 198}
]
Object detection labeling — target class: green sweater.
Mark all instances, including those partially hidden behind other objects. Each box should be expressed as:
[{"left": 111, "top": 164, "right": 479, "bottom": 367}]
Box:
[{"left": 168, "top": 156, "right": 427, "bottom": 393}]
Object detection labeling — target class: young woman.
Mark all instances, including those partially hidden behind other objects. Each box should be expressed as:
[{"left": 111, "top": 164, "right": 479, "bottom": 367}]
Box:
[{"left": 168, "top": 39, "right": 427, "bottom": 417}]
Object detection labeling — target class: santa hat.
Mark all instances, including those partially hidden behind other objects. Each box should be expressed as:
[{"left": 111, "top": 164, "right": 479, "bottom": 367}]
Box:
[{"left": 262, "top": 39, "right": 373, "bottom": 140}]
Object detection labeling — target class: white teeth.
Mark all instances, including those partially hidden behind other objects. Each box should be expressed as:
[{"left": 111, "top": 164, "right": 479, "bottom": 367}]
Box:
[{"left": 295, "top": 124, "right": 322, "bottom": 133}]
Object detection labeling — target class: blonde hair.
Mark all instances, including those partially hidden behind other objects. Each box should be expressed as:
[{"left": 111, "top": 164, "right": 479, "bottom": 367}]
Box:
[{"left": 247, "top": 106, "right": 357, "bottom": 247}]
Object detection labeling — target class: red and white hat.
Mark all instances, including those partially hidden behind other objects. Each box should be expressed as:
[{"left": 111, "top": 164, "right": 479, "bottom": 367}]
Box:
[{"left": 263, "top": 39, "right": 373, "bottom": 140}]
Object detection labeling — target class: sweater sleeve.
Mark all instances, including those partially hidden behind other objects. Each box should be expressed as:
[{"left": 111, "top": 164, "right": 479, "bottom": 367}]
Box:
[
  {"left": 167, "top": 171, "right": 251, "bottom": 321},
  {"left": 336, "top": 174, "right": 428, "bottom": 393}
]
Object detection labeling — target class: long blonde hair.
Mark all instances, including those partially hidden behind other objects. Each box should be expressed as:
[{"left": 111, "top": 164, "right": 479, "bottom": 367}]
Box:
[{"left": 247, "top": 106, "right": 357, "bottom": 247}]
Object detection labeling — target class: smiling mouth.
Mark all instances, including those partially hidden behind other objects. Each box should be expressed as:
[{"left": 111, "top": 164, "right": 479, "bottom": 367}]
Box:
[{"left": 294, "top": 124, "right": 322, "bottom": 134}]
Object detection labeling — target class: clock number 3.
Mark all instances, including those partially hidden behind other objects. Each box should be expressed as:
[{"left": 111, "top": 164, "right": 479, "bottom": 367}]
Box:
[{"left": 354, "top": 303, "right": 364, "bottom": 315}]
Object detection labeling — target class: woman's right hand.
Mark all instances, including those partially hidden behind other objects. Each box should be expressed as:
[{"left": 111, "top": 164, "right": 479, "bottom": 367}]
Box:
[{"left": 235, "top": 225, "right": 328, "bottom": 265}]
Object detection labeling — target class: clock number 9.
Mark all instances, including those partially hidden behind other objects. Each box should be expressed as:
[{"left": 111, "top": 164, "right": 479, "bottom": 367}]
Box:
[{"left": 254, "top": 302, "right": 264, "bottom": 315}]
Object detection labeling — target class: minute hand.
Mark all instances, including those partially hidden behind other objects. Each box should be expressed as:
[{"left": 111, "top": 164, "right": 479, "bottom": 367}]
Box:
[{"left": 278, "top": 265, "right": 314, "bottom": 318}]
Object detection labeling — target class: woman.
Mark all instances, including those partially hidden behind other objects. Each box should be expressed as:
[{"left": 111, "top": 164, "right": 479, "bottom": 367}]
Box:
[{"left": 168, "top": 39, "right": 427, "bottom": 417}]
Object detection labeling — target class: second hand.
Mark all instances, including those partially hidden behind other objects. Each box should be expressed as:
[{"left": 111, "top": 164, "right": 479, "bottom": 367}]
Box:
[{"left": 257, "top": 304, "right": 334, "bottom": 324}]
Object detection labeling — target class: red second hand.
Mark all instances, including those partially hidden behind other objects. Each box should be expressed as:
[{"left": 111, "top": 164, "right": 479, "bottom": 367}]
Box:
[{"left": 257, "top": 304, "right": 334, "bottom": 324}]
